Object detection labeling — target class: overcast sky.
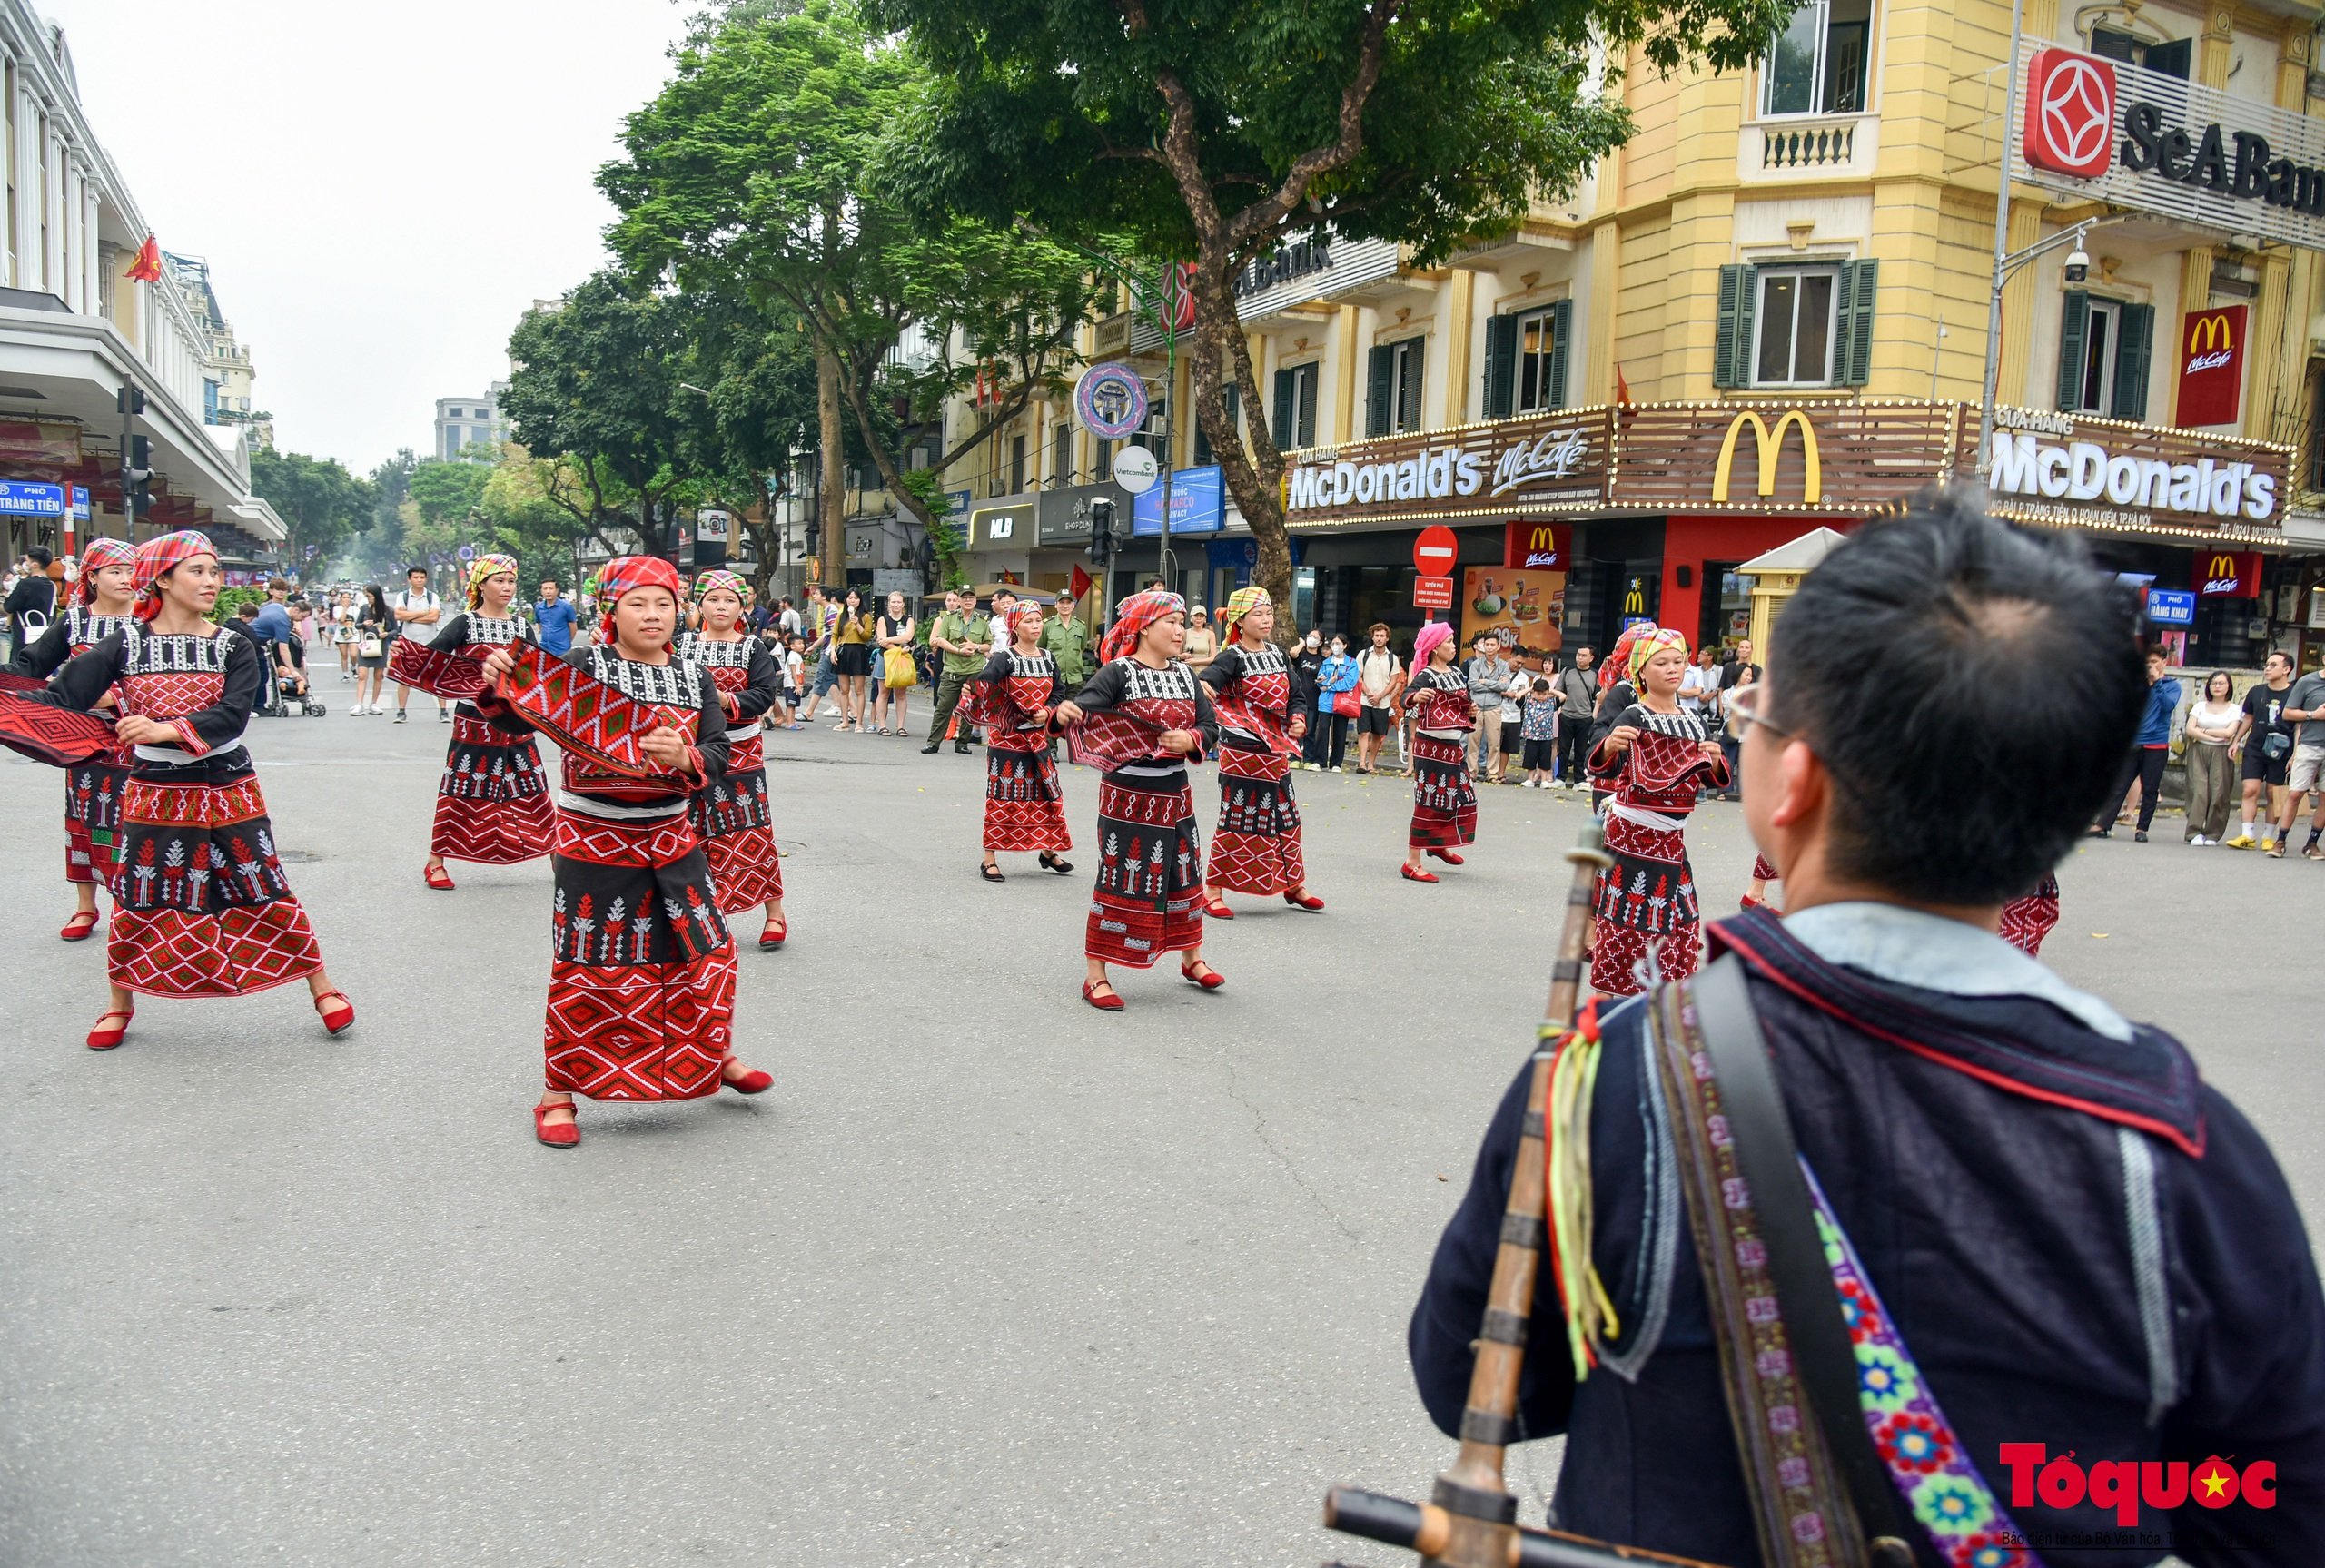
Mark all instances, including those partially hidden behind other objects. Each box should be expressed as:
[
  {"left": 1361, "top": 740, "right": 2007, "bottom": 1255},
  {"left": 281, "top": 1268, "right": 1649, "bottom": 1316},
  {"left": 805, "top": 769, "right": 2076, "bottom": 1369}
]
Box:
[{"left": 42, "top": 0, "right": 697, "bottom": 475}]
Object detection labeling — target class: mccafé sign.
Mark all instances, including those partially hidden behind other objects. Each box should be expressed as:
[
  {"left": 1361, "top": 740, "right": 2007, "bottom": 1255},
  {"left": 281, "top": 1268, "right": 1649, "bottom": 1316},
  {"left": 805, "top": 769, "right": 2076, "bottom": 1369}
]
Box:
[
  {"left": 1283, "top": 409, "right": 1608, "bottom": 524},
  {"left": 2176, "top": 306, "right": 2245, "bottom": 426},
  {"left": 1505, "top": 520, "right": 1572, "bottom": 569},
  {"left": 2197, "top": 548, "right": 2262, "bottom": 597},
  {"left": 2018, "top": 44, "right": 2325, "bottom": 250}
]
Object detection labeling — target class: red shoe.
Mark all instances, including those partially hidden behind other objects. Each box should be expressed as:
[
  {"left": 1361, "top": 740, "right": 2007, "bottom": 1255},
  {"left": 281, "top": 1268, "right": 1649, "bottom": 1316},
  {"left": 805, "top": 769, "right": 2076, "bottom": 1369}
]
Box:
[
  {"left": 60, "top": 911, "right": 99, "bottom": 942},
  {"left": 1739, "top": 893, "right": 1764, "bottom": 911},
  {"left": 86, "top": 1008, "right": 133, "bottom": 1050},
  {"left": 423, "top": 863, "right": 455, "bottom": 891},
  {"left": 1283, "top": 890, "right": 1325, "bottom": 911},
  {"left": 758, "top": 919, "right": 787, "bottom": 950},
  {"left": 1180, "top": 959, "right": 1225, "bottom": 991},
  {"left": 723, "top": 1062, "right": 775, "bottom": 1095},
  {"left": 1426, "top": 847, "right": 1466, "bottom": 865},
  {"left": 312, "top": 991, "right": 355, "bottom": 1036},
  {"left": 1081, "top": 979, "right": 1124, "bottom": 1011},
  {"left": 1401, "top": 863, "right": 1440, "bottom": 883},
  {"left": 1201, "top": 897, "right": 1235, "bottom": 920},
  {"left": 533, "top": 1102, "right": 579, "bottom": 1148}
]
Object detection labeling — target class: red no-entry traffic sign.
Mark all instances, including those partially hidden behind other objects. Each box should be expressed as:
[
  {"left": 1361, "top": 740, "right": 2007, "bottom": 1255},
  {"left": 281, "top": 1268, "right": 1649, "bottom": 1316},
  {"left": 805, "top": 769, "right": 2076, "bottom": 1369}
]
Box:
[
  {"left": 1413, "top": 575, "right": 1455, "bottom": 611},
  {"left": 1413, "top": 525, "right": 1459, "bottom": 577}
]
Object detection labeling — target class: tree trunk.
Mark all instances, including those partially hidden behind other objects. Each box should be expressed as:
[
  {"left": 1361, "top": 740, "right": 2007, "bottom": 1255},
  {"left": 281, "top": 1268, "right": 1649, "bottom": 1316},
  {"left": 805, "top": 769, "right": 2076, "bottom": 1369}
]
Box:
[
  {"left": 1186, "top": 246, "right": 1294, "bottom": 645},
  {"left": 816, "top": 343, "right": 846, "bottom": 588}
]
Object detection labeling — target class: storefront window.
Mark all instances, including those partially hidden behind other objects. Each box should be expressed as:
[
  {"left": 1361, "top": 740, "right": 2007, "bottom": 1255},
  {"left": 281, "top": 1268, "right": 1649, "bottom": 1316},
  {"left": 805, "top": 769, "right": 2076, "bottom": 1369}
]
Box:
[{"left": 1761, "top": 0, "right": 1871, "bottom": 117}]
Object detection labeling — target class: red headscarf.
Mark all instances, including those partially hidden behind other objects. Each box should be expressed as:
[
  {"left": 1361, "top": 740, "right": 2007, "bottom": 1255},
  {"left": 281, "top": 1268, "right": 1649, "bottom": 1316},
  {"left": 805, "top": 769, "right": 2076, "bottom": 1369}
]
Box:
[
  {"left": 596, "top": 555, "right": 683, "bottom": 646},
  {"left": 76, "top": 537, "right": 138, "bottom": 605},
  {"left": 1600, "top": 620, "right": 1657, "bottom": 692},
  {"left": 1099, "top": 588, "right": 1185, "bottom": 665},
  {"left": 132, "top": 530, "right": 215, "bottom": 622},
  {"left": 1008, "top": 602, "right": 1046, "bottom": 642}
]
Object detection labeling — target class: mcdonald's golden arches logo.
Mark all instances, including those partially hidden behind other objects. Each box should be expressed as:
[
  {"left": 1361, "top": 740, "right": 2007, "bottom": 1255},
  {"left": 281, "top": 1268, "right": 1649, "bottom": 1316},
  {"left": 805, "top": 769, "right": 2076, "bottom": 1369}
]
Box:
[
  {"left": 2188, "top": 312, "right": 2234, "bottom": 356},
  {"left": 1622, "top": 577, "right": 1647, "bottom": 616},
  {"left": 1711, "top": 409, "right": 1823, "bottom": 505},
  {"left": 2207, "top": 552, "right": 2238, "bottom": 580}
]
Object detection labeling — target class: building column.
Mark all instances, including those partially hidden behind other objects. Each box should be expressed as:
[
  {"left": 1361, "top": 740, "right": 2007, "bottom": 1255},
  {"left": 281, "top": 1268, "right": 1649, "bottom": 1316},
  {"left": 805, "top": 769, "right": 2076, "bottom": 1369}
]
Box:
[
  {"left": 1332, "top": 304, "right": 1361, "bottom": 446},
  {"left": 1440, "top": 268, "right": 1475, "bottom": 427},
  {"left": 1586, "top": 220, "right": 1619, "bottom": 406}
]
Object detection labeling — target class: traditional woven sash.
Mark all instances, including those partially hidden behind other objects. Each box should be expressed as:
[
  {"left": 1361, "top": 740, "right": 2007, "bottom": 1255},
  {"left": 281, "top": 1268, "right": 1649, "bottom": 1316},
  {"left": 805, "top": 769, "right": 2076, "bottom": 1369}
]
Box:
[
  {"left": 1208, "top": 688, "right": 1299, "bottom": 761},
  {"left": 1647, "top": 979, "right": 1867, "bottom": 1568},
  {"left": 389, "top": 638, "right": 490, "bottom": 704},
  {"left": 499, "top": 642, "right": 690, "bottom": 784},
  {"left": 1628, "top": 728, "right": 1720, "bottom": 794},
  {"left": 0, "top": 693, "right": 119, "bottom": 766}
]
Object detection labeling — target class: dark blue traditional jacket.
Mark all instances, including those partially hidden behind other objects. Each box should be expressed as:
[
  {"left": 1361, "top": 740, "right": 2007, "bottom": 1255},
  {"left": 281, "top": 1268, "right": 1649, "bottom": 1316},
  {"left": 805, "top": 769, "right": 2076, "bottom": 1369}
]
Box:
[{"left": 1410, "top": 905, "right": 2325, "bottom": 1567}]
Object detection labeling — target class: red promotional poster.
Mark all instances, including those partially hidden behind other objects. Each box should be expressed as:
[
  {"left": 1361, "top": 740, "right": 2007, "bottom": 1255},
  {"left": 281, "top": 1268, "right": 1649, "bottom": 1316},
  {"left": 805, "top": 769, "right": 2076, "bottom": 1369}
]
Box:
[
  {"left": 2175, "top": 305, "right": 2246, "bottom": 427},
  {"left": 2195, "top": 547, "right": 2262, "bottom": 597},
  {"left": 1503, "top": 519, "right": 1571, "bottom": 570}
]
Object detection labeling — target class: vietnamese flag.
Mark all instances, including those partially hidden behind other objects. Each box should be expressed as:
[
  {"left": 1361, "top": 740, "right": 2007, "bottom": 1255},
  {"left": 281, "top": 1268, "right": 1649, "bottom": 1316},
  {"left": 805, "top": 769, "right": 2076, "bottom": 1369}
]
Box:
[
  {"left": 124, "top": 236, "right": 163, "bottom": 282},
  {"left": 1070, "top": 565, "right": 1093, "bottom": 602}
]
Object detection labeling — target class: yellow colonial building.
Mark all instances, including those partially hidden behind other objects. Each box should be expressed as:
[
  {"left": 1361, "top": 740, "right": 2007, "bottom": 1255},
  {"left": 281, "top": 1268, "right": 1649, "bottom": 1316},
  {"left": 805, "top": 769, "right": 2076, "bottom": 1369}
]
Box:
[{"left": 940, "top": 0, "right": 2325, "bottom": 669}]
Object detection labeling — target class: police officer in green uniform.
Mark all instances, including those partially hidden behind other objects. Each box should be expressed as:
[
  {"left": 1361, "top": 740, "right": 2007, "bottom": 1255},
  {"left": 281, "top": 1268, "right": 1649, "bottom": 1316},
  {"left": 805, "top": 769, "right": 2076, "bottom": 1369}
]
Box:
[{"left": 1039, "top": 591, "right": 1092, "bottom": 690}]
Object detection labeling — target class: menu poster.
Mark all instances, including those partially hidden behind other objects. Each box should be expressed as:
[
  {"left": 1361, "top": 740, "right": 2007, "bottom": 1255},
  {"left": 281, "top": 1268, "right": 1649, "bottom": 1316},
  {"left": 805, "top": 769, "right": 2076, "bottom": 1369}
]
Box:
[{"left": 1460, "top": 567, "right": 1565, "bottom": 667}]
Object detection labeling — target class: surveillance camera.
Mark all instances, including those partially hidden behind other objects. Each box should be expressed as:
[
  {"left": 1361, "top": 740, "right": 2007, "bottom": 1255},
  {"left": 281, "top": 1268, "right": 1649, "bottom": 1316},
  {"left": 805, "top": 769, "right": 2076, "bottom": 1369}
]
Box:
[{"left": 2063, "top": 246, "right": 2091, "bottom": 286}]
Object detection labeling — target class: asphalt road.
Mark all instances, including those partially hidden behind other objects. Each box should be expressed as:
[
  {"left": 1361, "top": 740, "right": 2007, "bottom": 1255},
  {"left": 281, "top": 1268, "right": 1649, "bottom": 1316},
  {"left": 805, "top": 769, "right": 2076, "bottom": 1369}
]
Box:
[{"left": 2, "top": 691, "right": 2319, "bottom": 1567}]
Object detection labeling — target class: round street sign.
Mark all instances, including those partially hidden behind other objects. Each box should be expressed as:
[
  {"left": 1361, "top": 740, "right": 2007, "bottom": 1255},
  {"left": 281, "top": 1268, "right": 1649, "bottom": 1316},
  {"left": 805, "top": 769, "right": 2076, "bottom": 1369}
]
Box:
[
  {"left": 1074, "top": 361, "right": 1150, "bottom": 440},
  {"left": 1413, "top": 525, "right": 1459, "bottom": 577},
  {"left": 457, "top": 545, "right": 476, "bottom": 562},
  {"left": 1112, "top": 443, "right": 1160, "bottom": 495}
]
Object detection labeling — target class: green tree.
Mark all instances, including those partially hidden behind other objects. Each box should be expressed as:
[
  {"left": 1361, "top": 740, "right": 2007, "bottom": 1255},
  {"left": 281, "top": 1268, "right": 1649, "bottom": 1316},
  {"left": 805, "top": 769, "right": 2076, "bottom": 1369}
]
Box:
[
  {"left": 248, "top": 449, "right": 374, "bottom": 577},
  {"left": 871, "top": 0, "right": 1786, "bottom": 621},
  {"left": 499, "top": 273, "right": 713, "bottom": 561}
]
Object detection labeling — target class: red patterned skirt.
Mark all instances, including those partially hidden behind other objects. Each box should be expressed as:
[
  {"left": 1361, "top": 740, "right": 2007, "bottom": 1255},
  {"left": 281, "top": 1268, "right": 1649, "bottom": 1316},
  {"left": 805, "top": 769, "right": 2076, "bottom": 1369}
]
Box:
[
  {"left": 1209, "top": 745, "right": 1302, "bottom": 894},
  {"left": 1589, "top": 805, "right": 1703, "bottom": 996},
  {"left": 1087, "top": 768, "right": 1203, "bottom": 967},
  {"left": 545, "top": 809, "right": 734, "bottom": 1100},
  {"left": 105, "top": 766, "right": 325, "bottom": 999},
  {"left": 692, "top": 730, "right": 781, "bottom": 912},
  {"left": 1749, "top": 853, "right": 1778, "bottom": 883},
  {"left": 1998, "top": 874, "right": 2062, "bottom": 957},
  {"left": 984, "top": 741, "right": 1071, "bottom": 853},
  {"left": 431, "top": 713, "right": 550, "bottom": 863},
  {"left": 64, "top": 754, "right": 132, "bottom": 885},
  {"left": 1409, "top": 735, "right": 1478, "bottom": 849}
]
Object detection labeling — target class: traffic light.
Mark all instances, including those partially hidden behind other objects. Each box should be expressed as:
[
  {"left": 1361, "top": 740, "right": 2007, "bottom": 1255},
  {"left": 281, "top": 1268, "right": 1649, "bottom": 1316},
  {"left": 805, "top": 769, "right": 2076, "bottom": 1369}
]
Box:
[
  {"left": 116, "top": 386, "right": 145, "bottom": 417},
  {"left": 1086, "top": 498, "right": 1116, "bottom": 567},
  {"left": 127, "top": 436, "right": 153, "bottom": 517}
]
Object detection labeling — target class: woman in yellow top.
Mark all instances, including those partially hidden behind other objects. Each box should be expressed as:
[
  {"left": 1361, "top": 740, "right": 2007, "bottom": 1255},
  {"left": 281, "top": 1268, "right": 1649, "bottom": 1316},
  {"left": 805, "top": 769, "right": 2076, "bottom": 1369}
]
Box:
[{"left": 828, "top": 585, "right": 876, "bottom": 732}]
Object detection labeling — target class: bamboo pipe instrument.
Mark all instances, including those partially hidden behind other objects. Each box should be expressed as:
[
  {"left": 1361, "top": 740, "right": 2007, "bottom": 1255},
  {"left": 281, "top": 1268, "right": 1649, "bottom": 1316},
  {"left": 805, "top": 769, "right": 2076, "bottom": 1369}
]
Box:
[{"left": 1323, "top": 821, "right": 1726, "bottom": 1568}]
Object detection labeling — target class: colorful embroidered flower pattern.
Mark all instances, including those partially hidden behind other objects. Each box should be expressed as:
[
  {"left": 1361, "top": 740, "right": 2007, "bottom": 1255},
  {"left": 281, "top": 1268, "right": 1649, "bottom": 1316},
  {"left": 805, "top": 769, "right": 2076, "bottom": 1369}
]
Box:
[
  {"left": 1877, "top": 1411, "right": 1956, "bottom": 1474},
  {"left": 1806, "top": 1162, "right": 2043, "bottom": 1568}
]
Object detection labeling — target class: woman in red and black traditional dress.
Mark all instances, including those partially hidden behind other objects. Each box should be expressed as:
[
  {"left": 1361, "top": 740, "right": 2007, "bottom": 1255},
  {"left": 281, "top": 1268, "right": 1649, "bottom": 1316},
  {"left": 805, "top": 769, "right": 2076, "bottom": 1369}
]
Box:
[
  {"left": 1198, "top": 585, "right": 1321, "bottom": 915},
  {"left": 975, "top": 601, "right": 1073, "bottom": 883},
  {"left": 1054, "top": 589, "right": 1219, "bottom": 1010},
  {"left": 472, "top": 556, "right": 772, "bottom": 1148},
  {"left": 1998, "top": 875, "right": 2063, "bottom": 955},
  {"left": 16, "top": 532, "right": 351, "bottom": 1049},
  {"left": 422, "top": 553, "right": 550, "bottom": 890},
  {"left": 1400, "top": 620, "right": 1478, "bottom": 883},
  {"left": 675, "top": 570, "right": 789, "bottom": 950},
  {"left": 1588, "top": 626, "right": 1730, "bottom": 995},
  {"left": 9, "top": 536, "right": 138, "bottom": 939}
]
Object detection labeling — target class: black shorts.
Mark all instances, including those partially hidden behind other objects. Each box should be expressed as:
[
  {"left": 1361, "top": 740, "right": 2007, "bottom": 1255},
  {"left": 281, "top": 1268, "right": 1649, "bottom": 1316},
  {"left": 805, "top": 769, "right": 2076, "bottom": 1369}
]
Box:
[
  {"left": 1520, "top": 736, "right": 1556, "bottom": 770},
  {"left": 2242, "top": 744, "right": 2290, "bottom": 786},
  {"left": 1357, "top": 705, "right": 1393, "bottom": 736}
]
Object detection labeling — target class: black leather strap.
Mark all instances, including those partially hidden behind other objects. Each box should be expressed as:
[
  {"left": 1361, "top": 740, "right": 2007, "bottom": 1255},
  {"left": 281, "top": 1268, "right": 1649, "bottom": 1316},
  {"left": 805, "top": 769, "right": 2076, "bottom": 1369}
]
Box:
[{"left": 1689, "top": 956, "right": 1919, "bottom": 1566}]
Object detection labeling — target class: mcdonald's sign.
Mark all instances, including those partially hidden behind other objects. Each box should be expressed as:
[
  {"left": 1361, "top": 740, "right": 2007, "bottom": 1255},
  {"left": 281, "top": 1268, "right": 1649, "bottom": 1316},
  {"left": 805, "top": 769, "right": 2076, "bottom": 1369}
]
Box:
[
  {"left": 2195, "top": 547, "right": 2261, "bottom": 598},
  {"left": 1710, "top": 409, "right": 1823, "bottom": 506},
  {"left": 1503, "top": 519, "right": 1572, "bottom": 570},
  {"left": 2176, "top": 305, "right": 2246, "bottom": 427}
]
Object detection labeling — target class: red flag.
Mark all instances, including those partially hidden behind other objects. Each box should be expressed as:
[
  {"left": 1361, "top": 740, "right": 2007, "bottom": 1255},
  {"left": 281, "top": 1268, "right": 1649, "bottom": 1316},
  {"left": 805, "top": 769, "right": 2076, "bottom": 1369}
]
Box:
[
  {"left": 124, "top": 236, "right": 163, "bottom": 283},
  {"left": 1069, "top": 565, "right": 1093, "bottom": 601},
  {"left": 1613, "top": 362, "right": 1633, "bottom": 408}
]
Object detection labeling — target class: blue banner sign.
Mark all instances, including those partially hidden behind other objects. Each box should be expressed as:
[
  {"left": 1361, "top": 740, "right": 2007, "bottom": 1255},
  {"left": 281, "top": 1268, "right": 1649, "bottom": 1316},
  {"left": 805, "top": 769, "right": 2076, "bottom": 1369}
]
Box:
[
  {"left": 2144, "top": 588, "right": 2196, "bottom": 626},
  {"left": 1132, "top": 465, "right": 1224, "bottom": 537}
]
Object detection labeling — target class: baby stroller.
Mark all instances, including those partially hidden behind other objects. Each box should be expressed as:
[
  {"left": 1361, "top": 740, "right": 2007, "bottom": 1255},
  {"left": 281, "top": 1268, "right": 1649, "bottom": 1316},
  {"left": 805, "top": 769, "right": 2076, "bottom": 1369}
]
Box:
[{"left": 261, "top": 635, "right": 327, "bottom": 717}]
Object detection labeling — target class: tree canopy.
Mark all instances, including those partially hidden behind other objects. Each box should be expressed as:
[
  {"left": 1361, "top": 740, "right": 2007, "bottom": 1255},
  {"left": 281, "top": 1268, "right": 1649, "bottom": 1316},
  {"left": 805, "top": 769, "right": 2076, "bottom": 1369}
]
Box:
[
  {"left": 869, "top": 0, "right": 1789, "bottom": 622},
  {"left": 247, "top": 449, "right": 375, "bottom": 576}
]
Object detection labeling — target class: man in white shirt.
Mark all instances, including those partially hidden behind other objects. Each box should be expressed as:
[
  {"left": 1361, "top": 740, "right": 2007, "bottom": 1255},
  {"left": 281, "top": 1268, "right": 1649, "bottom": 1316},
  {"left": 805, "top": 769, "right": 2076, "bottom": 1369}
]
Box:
[
  {"left": 1677, "top": 646, "right": 1719, "bottom": 715},
  {"left": 390, "top": 565, "right": 447, "bottom": 725}
]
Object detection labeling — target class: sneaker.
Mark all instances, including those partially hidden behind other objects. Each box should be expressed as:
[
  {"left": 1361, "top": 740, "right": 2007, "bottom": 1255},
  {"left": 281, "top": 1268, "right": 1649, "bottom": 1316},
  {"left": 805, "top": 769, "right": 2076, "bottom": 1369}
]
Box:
[
  {"left": 394, "top": 710, "right": 407, "bottom": 724},
  {"left": 2306, "top": 843, "right": 2325, "bottom": 861},
  {"left": 2188, "top": 835, "right": 2207, "bottom": 846},
  {"left": 439, "top": 710, "right": 451, "bottom": 723},
  {"left": 1520, "top": 778, "right": 1537, "bottom": 788},
  {"left": 1331, "top": 765, "right": 1343, "bottom": 774},
  {"left": 2223, "top": 833, "right": 2257, "bottom": 850},
  {"left": 2134, "top": 830, "right": 2148, "bottom": 843},
  {"left": 2266, "top": 841, "right": 2286, "bottom": 859}
]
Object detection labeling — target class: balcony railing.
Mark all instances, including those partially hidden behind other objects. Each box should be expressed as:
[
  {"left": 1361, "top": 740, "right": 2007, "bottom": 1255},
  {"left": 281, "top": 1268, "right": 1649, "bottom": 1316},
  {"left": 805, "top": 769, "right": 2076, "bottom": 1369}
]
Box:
[{"left": 1761, "top": 119, "right": 1856, "bottom": 169}]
